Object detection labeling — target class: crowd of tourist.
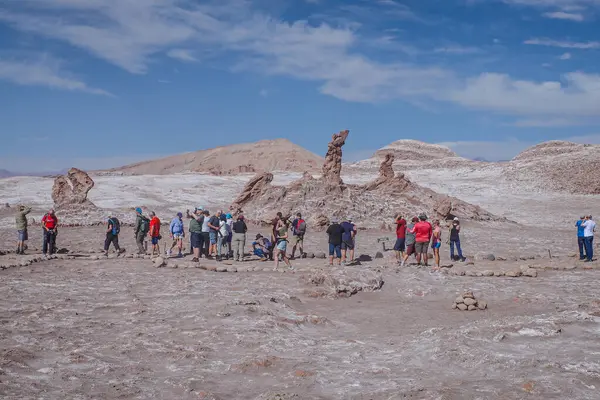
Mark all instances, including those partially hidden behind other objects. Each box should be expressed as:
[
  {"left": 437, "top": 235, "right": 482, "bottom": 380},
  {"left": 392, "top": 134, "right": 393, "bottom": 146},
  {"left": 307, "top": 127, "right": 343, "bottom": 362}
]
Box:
[{"left": 11, "top": 205, "right": 598, "bottom": 267}]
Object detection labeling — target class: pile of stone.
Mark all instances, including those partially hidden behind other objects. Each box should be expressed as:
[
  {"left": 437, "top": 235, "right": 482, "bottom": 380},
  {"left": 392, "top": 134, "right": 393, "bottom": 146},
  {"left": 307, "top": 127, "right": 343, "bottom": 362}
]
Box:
[{"left": 452, "top": 291, "right": 487, "bottom": 311}]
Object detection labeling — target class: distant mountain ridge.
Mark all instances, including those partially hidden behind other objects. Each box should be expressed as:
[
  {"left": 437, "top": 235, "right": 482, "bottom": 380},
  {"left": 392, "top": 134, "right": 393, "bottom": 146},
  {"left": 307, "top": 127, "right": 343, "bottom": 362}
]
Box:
[{"left": 105, "top": 138, "right": 324, "bottom": 175}]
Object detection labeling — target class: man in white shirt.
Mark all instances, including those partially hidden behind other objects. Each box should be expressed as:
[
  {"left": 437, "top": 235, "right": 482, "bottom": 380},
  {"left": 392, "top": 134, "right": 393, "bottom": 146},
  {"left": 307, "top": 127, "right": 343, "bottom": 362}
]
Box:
[{"left": 582, "top": 215, "right": 596, "bottom": 262}]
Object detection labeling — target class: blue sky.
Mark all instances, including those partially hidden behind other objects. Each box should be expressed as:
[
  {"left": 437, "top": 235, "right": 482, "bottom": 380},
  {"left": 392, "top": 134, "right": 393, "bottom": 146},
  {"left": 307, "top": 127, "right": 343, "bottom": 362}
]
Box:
[{"left": 1, "top": 0, "right": 599, "bottom": 171}]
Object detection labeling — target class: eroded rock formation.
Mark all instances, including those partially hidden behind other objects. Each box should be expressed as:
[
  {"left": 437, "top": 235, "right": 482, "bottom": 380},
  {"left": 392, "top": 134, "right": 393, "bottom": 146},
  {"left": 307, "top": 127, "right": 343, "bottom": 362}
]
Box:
[
  {"left": 322, "top": 130, "right": 349, "bottom": 186},
  {"left": 52, "top": 168, "right": 95, "bottom": 207},
  {"left": 230, "top": 172, "right": 274, "bottom": 213},
  {"left": 230, "top": 129, "right": 504, "bottom": 228}
]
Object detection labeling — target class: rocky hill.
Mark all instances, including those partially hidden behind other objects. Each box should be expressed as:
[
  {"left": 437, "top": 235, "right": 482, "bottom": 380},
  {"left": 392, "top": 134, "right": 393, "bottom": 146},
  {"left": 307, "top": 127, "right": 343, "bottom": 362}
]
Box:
[
  {"left": 105, "top": 139, "right": 324, "bottom": 176},
  {"left": 505, "top": 141, "right": 600, "bottom": 194}
]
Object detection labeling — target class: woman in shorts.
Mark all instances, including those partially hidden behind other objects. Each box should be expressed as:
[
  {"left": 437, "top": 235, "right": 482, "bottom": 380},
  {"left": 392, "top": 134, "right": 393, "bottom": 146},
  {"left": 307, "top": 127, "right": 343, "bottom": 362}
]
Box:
[
  {"left": 431, "top": 219, "right": 442, "bottom": 270},
  {"left": 274, "top": 219, "right": 293, "bottom": 270}
]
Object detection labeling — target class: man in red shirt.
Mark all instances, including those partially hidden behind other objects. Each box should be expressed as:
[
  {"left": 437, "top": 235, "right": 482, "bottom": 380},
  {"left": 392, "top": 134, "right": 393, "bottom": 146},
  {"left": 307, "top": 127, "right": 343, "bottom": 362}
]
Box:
[
  {"left": 411, "top": 214, "right": 432, "bottom": 266},
  {"left": 394, "top": 214, "right": 407, "bottom": 263},
  {"left": 41, "top": 208, "right": 59, "bottom": 257},
  {"left": 149, "top": 211, "right": 161, "bottom": 256}
]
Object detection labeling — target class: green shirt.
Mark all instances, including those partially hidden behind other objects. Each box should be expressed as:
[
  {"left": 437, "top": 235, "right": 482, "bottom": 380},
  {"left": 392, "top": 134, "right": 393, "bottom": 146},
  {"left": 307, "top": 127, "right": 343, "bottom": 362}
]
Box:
[{"left": 189, "top": 216, "right": 203, "bottom": 233}]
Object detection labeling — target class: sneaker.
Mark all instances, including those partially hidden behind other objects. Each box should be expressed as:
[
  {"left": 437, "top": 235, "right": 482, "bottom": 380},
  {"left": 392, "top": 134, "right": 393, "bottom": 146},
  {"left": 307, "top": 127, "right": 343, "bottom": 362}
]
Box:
[
  {"left": 460, "top": 257, "right": 466, "bottom": 262},
  {"left": 191, "top": 257, "right": 199, "bottom": 262},
  {"left": 400, "top": 260, "right": 405, "bottom": 267},
  {"left": 166, "top": 250, "right": 171, "bottom": 257},
  {"left": 584, "top": 259, "right": 592, "bottom": 263},
  {"left": 579, "top": 258, "right": 586, "bottom": 261}
]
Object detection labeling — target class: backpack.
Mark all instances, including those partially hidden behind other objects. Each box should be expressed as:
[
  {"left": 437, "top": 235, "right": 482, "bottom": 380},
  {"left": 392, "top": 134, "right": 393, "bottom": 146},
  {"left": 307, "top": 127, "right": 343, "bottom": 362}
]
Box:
[
  {"left": 140, "top": 217, "right": 149, "bottom": 233},
  {"left": 109, "top": 218, "right": 121, "bottom": 235},
  {"left": 296, "top": 219, "right": 307, "bottom": 235}
]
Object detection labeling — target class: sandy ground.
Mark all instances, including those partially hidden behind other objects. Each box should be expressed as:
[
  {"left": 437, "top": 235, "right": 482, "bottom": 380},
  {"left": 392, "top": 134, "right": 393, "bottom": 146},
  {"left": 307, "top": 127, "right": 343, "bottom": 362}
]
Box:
[{"left": 1, "top": 225, "right": 600, "bottom": 399}]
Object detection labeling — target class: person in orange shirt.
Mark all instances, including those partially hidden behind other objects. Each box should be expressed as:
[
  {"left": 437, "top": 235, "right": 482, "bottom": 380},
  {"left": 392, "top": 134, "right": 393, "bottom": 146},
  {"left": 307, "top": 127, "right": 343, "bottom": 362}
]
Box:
[
  {"left": 410, "top": 214, "right": 432, "bottom": 267},
  {"left": 148, "top": 211, "right": 162, "bottom": 256}
]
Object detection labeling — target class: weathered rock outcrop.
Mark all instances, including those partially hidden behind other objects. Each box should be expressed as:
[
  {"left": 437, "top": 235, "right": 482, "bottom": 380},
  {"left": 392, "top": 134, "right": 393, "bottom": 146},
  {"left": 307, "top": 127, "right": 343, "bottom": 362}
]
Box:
[
  {"left": 322, "top": 130, "right": 349, "bottom": 186},
  {"left": 230, "top": 172, "right": 274, "bottom": 213},
  {"left": 52, "top": 168, "right": 95, "bottom": 207},
  {"left": 230, "top": 130, "right": 504, "bottom": 228}
]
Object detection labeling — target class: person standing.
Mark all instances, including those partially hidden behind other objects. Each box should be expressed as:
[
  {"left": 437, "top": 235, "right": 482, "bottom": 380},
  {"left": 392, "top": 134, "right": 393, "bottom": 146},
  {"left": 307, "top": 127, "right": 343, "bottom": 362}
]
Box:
[
  {"left": 291, "top": 212, "right": 306, "bottom": 259},
  {"left": 269, "top": 212, "right": 283, "bottom": 261},
  {"left": 232, "top": 214, "right": 248, "bottom": 262},
  {"left": 104, "top": 215, "right": 123, "bottom": 256},
  {"left": 393, "top": 214, "right": 407, "bottom": 263},
  {"left": 411, "top": 214, "right": 432, "bottom": 267},
  {"left": 326, "top": 219, "right": 344, "bottom": 266},
  {"left": 41, "top": 209, "right": 59, "bottom": 257},
  {"left": 274, "top": 219, "right": 293, "bottom": 270},
  {"left": 431, "top": 219, "right": 442, "bottom": 269},
  {"left": 216, "top": 213, "right": 228, "bottom": 261},
  {"left": 188, "top": 209, "right": 204, "bottom": 262},
  {"left": 15, "top": 205, "right": 31, "bottom": 255},
  {"left": 134, "top": 208, "right": 150, "bottom": 254},
  {"left": 449, "top": 217, "right": 466, "bottom": 262},
  {"left": 226, "top": 213, "right": 233, "bottom": 259},
  {"left": 340, "top": 217, "right": 357, "bottom": 265},
  {"left": 168, "top": 212, "right": 185, "bottom": 258},
  {"left": 576, "top": 216, "right": 587, "bottom": 261},
  {"left": 401, "top": 217, "right": 418, "bottom": 267},
  {"left": 582, "top": 215, "right": 596, "bottom": 263},
  {"left": 149, "top": 211, "right": 161, "bottom": 257},
  {"left": 207, "top": 211, "right": 221, "bottom": 257},
  {"left": 201, "top": 210, "right": 211, "bottom": 258}
]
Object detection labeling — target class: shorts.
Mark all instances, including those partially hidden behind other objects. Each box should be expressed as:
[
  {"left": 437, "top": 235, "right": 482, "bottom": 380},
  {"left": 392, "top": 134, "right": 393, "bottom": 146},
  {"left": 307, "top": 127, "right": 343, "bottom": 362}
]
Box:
[
  {"left": 415, "top": 241, "right": 429, "bottom": 254},
  {"left": 393, "top": 238, "right": 405, "bottom": 252},
  {"left": 276, "top": 240, "right": 287, "bottom": 251},
  {"left": 432, "top": 241, "right": 441, "bottom": 249},
  {"left": 329, "top": 243, "right": 342, "bottom": 258},
  {"left": 406, "top": 244, "right": 415, "bottom": 256},
  {"left": 209, "top": 231, "right": 217, "bottom": 245},
  {"left": 341, "top": 240, "right": 354, "bottom": 250},
  {"left": 172, "top": 233, "right": 184, "bottom": 240},
  {"left": 294, "top": 235, "right": 304, "bottom": 245},
  {"left": 18, "top": 230, "right": 28, "bottom": 241},
  {"left": 191, "top": 232, "right": 202, "bottom": 248},
  {"left": 151, "top": 237, "right": 160, "bottom": 245}
]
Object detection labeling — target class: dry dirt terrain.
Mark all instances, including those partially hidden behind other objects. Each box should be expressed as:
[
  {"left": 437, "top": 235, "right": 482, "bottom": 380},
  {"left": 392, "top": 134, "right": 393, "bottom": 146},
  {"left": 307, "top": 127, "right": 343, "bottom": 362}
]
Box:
[
  {"left": 1, "top": 137, "right": 599, "bottom": 399},
  {"left": 1, "top": 224, "right": 600, "bottom": 400}
]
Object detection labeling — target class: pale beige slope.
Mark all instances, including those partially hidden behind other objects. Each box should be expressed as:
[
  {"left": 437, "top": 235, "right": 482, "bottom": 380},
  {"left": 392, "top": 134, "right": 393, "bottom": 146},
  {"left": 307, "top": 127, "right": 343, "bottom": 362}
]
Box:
[
  {"left": 107, "top": 139, "right": 324, "bottom": 175},
  {"left": 505, "top": 141, "right": 600, "bottom": 194}
]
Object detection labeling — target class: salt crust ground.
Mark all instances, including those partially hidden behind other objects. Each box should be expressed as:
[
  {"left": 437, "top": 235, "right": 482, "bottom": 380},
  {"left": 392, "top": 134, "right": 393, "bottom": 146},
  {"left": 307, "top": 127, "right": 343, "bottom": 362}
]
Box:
[{"left": 1, "top": 225, "right": 600, "bottom": 399}]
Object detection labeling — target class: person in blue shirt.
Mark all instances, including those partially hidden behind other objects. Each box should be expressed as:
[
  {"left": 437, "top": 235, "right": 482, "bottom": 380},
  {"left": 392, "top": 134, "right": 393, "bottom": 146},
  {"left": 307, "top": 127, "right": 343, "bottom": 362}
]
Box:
[
  {"left": 340, "top": 217, "right": 357, "bottom": 265},
  {"left": 168, "top": 212, "right": 185, "bottom": 257},
  {"left": 576, "top": 216, "right": 586, "bottom": 261}
]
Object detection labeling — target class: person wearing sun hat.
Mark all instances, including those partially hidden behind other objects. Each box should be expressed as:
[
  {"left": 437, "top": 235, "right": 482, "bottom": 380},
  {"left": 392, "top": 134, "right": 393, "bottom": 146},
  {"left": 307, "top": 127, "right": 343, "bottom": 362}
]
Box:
[{"left": 449, "top": 216, "right": 465, "bottom": 262}]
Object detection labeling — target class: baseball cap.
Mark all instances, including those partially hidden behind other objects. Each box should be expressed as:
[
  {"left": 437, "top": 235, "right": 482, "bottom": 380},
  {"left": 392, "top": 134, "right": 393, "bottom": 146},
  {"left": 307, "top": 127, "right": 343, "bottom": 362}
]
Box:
[
  {"left": 177, "top": 212, "right": 183, "bottom": 218},
  {"left": 226, "top": 213, "right": 232, "bottom": 219},
  {"left": 135, "top": 207, "right": 142, "bottom": 214},
  {"left": 453, "top": 217, "right": 459, "bottom": 221}
]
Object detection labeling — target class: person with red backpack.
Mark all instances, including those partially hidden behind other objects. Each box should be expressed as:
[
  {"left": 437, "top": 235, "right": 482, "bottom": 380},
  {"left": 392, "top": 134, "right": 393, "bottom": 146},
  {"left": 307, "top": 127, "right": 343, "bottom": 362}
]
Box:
[
  {"left": 41, "top": 209, "right": 58, "bottom": 257},
  {"left": 291, "top": 212, "right": 306, "bottom": 259}
]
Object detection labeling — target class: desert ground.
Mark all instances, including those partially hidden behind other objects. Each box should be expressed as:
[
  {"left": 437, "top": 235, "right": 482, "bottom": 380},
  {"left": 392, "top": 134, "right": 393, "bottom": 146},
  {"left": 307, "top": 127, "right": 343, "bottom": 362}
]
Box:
[{"left": 1, "top": 139, "right": 599, "bottom": 399}]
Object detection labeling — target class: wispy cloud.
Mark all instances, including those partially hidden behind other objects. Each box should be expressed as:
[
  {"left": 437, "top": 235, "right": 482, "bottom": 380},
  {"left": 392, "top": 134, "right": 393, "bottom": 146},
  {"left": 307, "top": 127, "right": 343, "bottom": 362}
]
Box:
[
  {"left": 512, "top": 117, "right": 585, "bottom": 127},
  {"left": 559, "top": 52, "right": 572, "bottom": 59},
  {"left": 524, "top": 38, "right": 600, "bottom": 48},
  {"left": 0, "top": 58, "right": 111, "bottom": 96},
  {"left": 1, "top": 0, "right": 600, "bottom": 121},
  {"left": 433, "top": 45, "right": 481, "bottom": 54},
  {"left": 542, "top": 11, "right": 584, "bottom": 21},
  {"left": 167, "top": 49, "right": 198, "bottom": 62}
]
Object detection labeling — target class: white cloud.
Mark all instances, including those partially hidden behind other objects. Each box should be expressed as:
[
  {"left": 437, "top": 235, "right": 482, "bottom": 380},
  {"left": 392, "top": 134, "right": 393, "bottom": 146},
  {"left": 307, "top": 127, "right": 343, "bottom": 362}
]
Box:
[
  {"left": 512, "top": 117, "right": 585, "bottom": 126},
  {"left": 166, "top": 48, "right": 198, "bottom": 62},
  {"left": 447, "top": 72, "right": 600, "bottom": 116},
  {"left": 1, "top": 0, "right": 600, "bottom": 120},
  {"left": 559, "top": 52, "right": 572, "bottom": 59},
  {"left": 0, "top": 58, "right": 111, "bottom": 95},
  {"left": 433, "top": 46, "right": 481, "bottom": 54},
  {"left": 524, "top": 38, "right": 600, "bottom": 48},
  {"left": 542, "top": 11, "right": 584, "bottom": 20},
  {"left": 503, "top": 0, "right": 598, "bottom": 10}
]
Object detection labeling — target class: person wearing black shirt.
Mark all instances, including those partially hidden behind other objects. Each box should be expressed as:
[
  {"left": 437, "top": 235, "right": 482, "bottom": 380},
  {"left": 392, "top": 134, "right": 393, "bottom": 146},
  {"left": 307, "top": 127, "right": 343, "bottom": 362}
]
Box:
[
  {"left": 326, "top": 219, "right": 344, "bottom": 266},
  {"left": 232, "top": 215, "right": 248, "bottom": 262}
]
